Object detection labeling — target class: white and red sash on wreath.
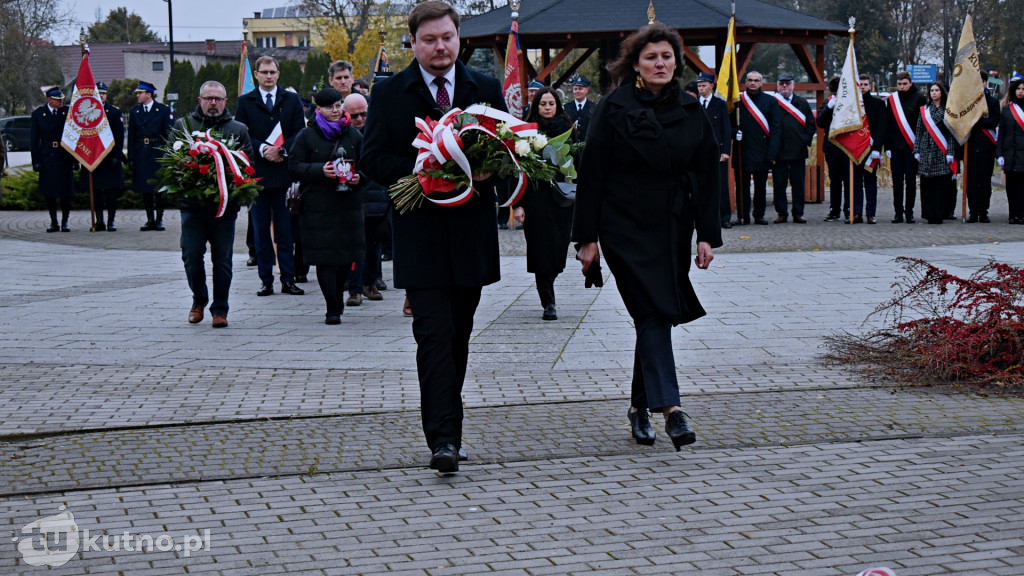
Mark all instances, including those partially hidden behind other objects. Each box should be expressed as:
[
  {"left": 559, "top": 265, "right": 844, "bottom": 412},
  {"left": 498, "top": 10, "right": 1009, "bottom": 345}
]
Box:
[
  {"left": 741, "top": 92, "right": 770, "bottom": 135},
  {"left": 887, "top": 92, "right": 915, "bottom": 149},
  {"left": 774, "top": 94, "right": 806, "bottom": 125},
  {"left": 921, "top": 105, "right": 958, "bottom": 175}
]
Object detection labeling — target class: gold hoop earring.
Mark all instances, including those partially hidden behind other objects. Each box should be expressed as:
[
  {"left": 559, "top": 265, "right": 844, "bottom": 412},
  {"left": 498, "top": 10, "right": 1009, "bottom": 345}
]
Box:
[{"left": 635, "top": 75, "right": 646, "bottom": 89}]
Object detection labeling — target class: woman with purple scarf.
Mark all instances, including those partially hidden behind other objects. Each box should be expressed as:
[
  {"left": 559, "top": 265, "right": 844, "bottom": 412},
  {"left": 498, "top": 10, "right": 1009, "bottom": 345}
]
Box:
[{"left": 289, "top": 87, "right": 365, "bottom": 324}]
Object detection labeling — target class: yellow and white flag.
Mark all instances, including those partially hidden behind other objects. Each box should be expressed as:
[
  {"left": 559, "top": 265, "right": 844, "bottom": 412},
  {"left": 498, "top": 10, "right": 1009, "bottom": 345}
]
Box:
[
  {"left": 715, "top": 14, "right": 740, "bottom": 113},
  {"left": 944, "top": 13, "right": 986, "bottom": 144}
]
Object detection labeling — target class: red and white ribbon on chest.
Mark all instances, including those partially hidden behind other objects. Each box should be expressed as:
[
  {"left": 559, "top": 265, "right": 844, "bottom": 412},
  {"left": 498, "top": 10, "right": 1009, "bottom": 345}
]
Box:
[
  {"left": 411, "top": 105, "right": 538, "bottom": 208},
  {"left": 920, "top": 105, "right": 957, "bottom": 175},
  {"left": 741, "top": 92, "right": 770, "bottom": 135},
  {"left": 192, "top": 130, "right": 253, "bottom": 217},
  {"left": 775, "top": 94, "right": 805, "bottom": 125},
  {"left": 1011, "top": 103, "right": 1024, "bottom": 135},
  {"left": 888, "top": 92, "right": 915, "bottom": 149}
]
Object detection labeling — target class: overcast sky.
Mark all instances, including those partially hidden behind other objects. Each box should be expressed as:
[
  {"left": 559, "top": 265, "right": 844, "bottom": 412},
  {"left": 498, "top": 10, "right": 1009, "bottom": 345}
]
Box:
[{"left": 58, "top": 1, "right": 258, "bottom": 44}]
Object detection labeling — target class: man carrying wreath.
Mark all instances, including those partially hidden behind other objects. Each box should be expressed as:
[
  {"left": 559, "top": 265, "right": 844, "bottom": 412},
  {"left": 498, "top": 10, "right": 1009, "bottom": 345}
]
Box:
[
  {"left": 173, "top": 81, "right": 253, "bottom": 328},
  {"left": 362, "top": 0, "right": 508, "bottom": 474}
]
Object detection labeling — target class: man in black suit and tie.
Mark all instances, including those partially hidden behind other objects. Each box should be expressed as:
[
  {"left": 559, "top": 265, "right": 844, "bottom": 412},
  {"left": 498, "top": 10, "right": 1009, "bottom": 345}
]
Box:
[
  {"left": 362, "top": 0, "right": 508, "bottom": 474},
  {"left": 566, "top": 75, "right": 594, "bottom": 145},
  {"left": 30, "top": 87, "right": 75, "bottom": 232},
  {"left": 696, "top": 72, "right": 734, "bottom": 228},
  {"left": 128, "top": 81, "right": 173, "bottom": 231},
  {"left": 235, "top": 55, "right": 307, "bottom": 297},
  {"left": 736, "top": 70, "right": 781, "bottom": 225}
]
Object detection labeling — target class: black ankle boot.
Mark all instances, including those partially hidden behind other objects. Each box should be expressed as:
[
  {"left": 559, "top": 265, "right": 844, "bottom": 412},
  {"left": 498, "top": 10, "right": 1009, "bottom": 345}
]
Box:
[
  {"left": 665, "top": 410, "right": 696, "bottom": 451},
  {"left": 627, "top": 408, "right": 656, "bottom": 446}
]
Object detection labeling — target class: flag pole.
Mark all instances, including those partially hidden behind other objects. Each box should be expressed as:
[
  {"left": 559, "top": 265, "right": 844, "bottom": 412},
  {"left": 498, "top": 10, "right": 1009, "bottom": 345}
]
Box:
[
  {"left": 962, "top": 145, "right": 968, "bottom": 221},
  {"left": 79, "top": 36, "right": 98, "bottom": 233},
  {"left": 849, "top": 159, "right": 855, "bottom": 224}
]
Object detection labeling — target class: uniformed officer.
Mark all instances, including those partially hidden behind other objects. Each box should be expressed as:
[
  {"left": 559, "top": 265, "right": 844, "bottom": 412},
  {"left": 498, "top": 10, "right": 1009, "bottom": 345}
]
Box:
[
  {"left": 128, "top": 80, "right": 173, "bottom": 231},
  {"left": 566, "top": 75, "right": 595, "bottom": 145},
  {"left": 30, "top": 87, "right": 75, "bottom": 232},
  {"left": 79, "top": 82, "right": 126, "bottom": 231}
]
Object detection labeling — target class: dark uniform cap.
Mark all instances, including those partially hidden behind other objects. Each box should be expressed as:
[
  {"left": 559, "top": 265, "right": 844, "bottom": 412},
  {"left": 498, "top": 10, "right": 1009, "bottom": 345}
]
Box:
[
  {"left": 528, "top": 80, "right": 544, "bottom": 89},
  {"left": 96, "top": 82, "right": 108, "bottom": 93},
  {"left": 777, "top": 72, "right": 795, "bottom": 83},
  {"left": 135, "top": 81, "right": 157, "bottom": 93},
  {"left": 571, "top": 76, "right": 591, "bottom": 87},
  {"left": 696, "top": 72, "right": 715, "bottom": 84},
  {"left": 45, "top": 87, "right": 65, "bottom": 99}
]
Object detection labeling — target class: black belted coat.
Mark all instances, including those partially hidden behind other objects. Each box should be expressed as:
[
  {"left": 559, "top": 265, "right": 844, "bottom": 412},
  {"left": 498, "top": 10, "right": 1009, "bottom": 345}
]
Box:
[{"left": 572, "top": 81, "right": 722, "bottom": 325}]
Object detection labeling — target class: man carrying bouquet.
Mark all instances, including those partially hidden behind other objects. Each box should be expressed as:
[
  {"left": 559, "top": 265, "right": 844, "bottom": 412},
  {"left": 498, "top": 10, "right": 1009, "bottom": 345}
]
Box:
[
  {"left": 174, "top": 81, "right": 254, "bottom": 328},
  {"left": 362, "top": 0, "right": 509, "bottom": 474}
]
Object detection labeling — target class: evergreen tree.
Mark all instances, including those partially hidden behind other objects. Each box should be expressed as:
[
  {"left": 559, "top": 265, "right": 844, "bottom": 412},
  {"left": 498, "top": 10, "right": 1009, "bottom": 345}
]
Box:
[{"left": 87, "top": 8, "right": 160, "bottom": 43}]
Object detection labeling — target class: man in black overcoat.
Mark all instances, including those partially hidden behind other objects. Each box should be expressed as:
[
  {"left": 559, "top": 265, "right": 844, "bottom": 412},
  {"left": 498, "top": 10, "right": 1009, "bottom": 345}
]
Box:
[
  {"left": 964, "top": 71, "right": 1001, "bottom": 223},
  {"left": 361, "top": 0, "right": 507, "bottom": 474},
  {"left": 851, "top": 74, "right": 889, "bottom": 223},
  {"left": 735, "top": 70, "right": 781, "bottom": 225},
  {"left": 80, "top": 82, "right": 125, "bottom": 231},
  {"left": 128, "top": 81, "right": 173, "bottom": 231},
  {"left": 816, "top": 77, "right": 849, "bottom": 221},
  {"left": 885, "top": 70, "right": 928, "bottom": 223},
  {"left": 696, "top": 73, "right": 734, "bottom": 228},
  {"left": 770, "top": 72, "right": 815, "bottom": 223},
  {"left": 30, "top": 87, "right": 75, "bottom": 232},
  {"left": 235, "top": 55, "right": 307, "bottom": 297}
]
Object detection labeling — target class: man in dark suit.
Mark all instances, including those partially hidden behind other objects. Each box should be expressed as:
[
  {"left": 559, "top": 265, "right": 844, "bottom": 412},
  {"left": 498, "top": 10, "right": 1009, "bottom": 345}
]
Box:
[
  {"left": 817, "top": 77, "right": 850, "bottom": 221},
  {"left": 566, "top": 75, "right": 594, "bottom": 144},
  {"left": 771, "top": 72, "right": 816, "bottom": 223},
  {"left": 362, "top": 0, "right": 508, "bottom": 474},
  {"left": 696, "top": 72, "right": 733, "bottom": 228},
  {"left": 235, "top": 55, "right": 307, "bottom": 297},
  {"left": 30, "top": 87, "right": 75, "bottom": 232},
  {"left": 128, "top": 81, "right": 173, "bottom": 231},
  {"left": 81, "top": 82, "right": 125, "bottom": 231},
  {"left": 851, "top": 74, "right": 889, "bottom": 224},
  {"left": 964, "top": 70, "right": 1001, "bottom": 223},
  {"left": 736, "top": 70, "right": 781, "bottom": 225},
  {"left": 885, "top": 70, "right": 927, "bottom": 223}
]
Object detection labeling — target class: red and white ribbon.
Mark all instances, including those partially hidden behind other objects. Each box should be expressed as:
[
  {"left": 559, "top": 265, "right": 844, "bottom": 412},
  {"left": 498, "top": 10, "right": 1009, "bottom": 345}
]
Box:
[
  {"left": 921, "top": 105, "right": 957, "bottom": 175},
  {"left": 981, "top": 128, "right": 998, "bottom": 145},
  {"left": 192, "top": 131, "right": 253, "bottom": 217},
  {"left": 1011, "top": 103, "right": 1024, "bottom": 135},
  {"left": 410, "top": 104, "right": 538, "bottom": 208},
  {"left": 856, "top": 568, "right": 897, "bottom": 576},
  {"left": 775, "top": 94, "right": 806, "bottom": 125},
  {"left": 741, "top": 92, "right": 770, "bottom": 135},
  {"left": 888, "top": 92, "right": 915, "bottom": 149}
]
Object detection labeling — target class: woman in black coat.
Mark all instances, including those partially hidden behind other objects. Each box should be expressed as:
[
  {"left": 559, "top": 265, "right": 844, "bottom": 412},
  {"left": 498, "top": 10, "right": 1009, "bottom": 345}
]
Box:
[
  {"left": 572, "top": 23, "right": 722, "bottom": 451},
  {"left": 997, "top": 76, "right": 1024, "bottom": 224},
  {"left": 514, "top": 87, "right": 576, "bottom": 321},
  {"left": 288, "top": 88, "right": 365, "bottom": 324}
]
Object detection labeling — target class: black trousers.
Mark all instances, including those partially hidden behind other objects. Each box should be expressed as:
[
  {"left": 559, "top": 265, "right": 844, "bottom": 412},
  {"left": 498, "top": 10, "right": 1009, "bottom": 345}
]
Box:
[
  {"left": 535, "top": 273, "right": 556, "bottom": 308},
  {"left": 966, "top": 150, "right": 995, "bottom": 216},
  {"left": 740, "top": 170, "right": 769, "bottom": 220},
  {"left": 92, "top": 188, "right": 121, "bottom": 222},
  {"left": 891, "top": 148, "right": 918, "bottom": 217},
  {"left": 1007, "top": 171, "right": 1024, "bottom": 220},
  {"left": 629, "top": 313, "right": 680, "bottom": 412},
  {"left": 718, "top": 161, "right": 731, "bottom": 223},
  {"left": 825, "top": 148, "right": 850, "bottom": 216},
  {"left": 920, "top": 175, "right": 948, "bottom": 224},
  {"left": 316, "top": 265, "right": 351, "bottom": 316},
  {"left": 406, "top": 286, "right": 483, "bottom": 451}
]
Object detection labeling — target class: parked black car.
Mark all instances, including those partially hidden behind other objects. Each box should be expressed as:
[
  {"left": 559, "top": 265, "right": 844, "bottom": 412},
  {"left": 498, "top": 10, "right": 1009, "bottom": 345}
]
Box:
[{"left": 0, "top": 116, "right": 32, "bottom": 151}]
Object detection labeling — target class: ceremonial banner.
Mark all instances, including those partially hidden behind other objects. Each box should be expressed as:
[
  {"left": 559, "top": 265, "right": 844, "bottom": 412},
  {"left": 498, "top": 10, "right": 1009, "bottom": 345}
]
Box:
[
  {"left": 944, "top": 13, "right": 986, "bottom": 144},
  {"left": 716, "top": 14, "right": 740, "bottom": 113},
  {"left": 502, "top": 21, "right": 523, "bottom": 118},
  {"left": 828, "top": 34, "right": 871, "bottom": 164},
  {"left": 61, "top": 48, "right": 114, "bottom": 172},
  {"left": 238, "top": 41, "right": 255, "bottom": 96}
]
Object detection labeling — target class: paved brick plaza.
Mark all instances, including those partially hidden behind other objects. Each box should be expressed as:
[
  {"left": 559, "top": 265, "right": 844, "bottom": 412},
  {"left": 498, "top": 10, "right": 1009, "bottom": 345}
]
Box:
[{"left": 2, "top": 190, "right": 1023, "bottom": 574}]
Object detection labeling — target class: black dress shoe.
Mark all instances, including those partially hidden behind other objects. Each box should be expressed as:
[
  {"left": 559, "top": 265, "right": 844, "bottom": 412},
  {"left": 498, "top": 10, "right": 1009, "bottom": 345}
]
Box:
[
  {"left": 257, "top": 282, "right": 274, "bottom": 296},
  {"left": 458, "top": 447, "right": 468, "bottom": 461},
  {"left": 246, "top": 256, "right": 257, "bottom": 266},
  {"left": 721, "top": 220, "right": 732, "bottom": 229},
  {"left": 429, "top": 443, "right": 459, "bottom": 473},
  {"left": 966, "top": 214, "right": 978, "bottom": 223},
  {"left": 628, "top": 408, "right": 656, "bottom": 446},
  {"left": 295, "top": 275, "right": 308, "bottom": 283},
  {"left": 891, "top": 215, "right": 904, "bottom": 223},
  {"left": 93, "top": 221, "right": 106, "bottom": 231},
  {"left": 154, "top": 220, "right": 166, "bottom": 231},
  {"left": 945, "top": 213, "right": 957, "bottom": 220},
  {"left": 979, "top": 214, "right": 990, "bottom": 223},
  {"left": 542, "top": 304, "right": 557, "bottom": 321},
  {"left": 325, "top": 315, "right": 341, "bottom": 325},
  {"left": 140, "top": 221, "right": 158, "bottom": 231},
  {"left": 773, "top": 215, "right": 787, "bottom": 223},
  {"left": 824, "top": 212, "right": 841, "bottom": 222},
  {"left": 375, "top": 279, "right": 388, "bottom": 291},
  {"left": 106, "top": 222, "right": 117, "bottom": 232},
  {"left": 754, "top": 218, "right": 769, "bottom": 225},
  {"left": 46, "top": 224, "right": 60, "bottom": 233},
  {"left": 665, "top": 410, "right": 696, "bottom": 451},
  {"left": 905, "top": 216, "right": 916, "bottom": 224},
  {"left": 792, "top": 216, "right": 807, "bottom": 224},
  {"left": 281, "top": 282, "right": 305, "bottom": 295},
  {"left": 61, "top": 224, "right": 70, "bottom": 232}
]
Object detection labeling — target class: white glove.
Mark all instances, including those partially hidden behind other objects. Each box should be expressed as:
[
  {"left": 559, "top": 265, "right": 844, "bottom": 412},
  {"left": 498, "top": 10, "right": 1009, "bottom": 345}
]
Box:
[
  {"left": 735, "top": 130, "right": 743, "bottom": 142},
  {"left": 885, "top": 150, "right": 891, "bottom": 159},
  {"left": 914, "top": 153, "right": 920, "bottom": 161},
  {"left": 827, "top": 97, "right": 836, "bottom": 109},
  {"left": 945, "top": 154, "right": 954, "bottom": 164},
  {"left": 998, "top": 157, "right": 1005, "bottom": 167},
  {"left": 869, "top": 151, "right": 880, "bottom": 161}
]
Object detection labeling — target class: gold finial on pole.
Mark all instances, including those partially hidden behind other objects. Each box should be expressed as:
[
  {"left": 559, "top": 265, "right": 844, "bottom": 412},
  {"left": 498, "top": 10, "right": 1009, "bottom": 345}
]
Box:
[{"left": 648, "top": 1, "right": 656, "bottom": 25}]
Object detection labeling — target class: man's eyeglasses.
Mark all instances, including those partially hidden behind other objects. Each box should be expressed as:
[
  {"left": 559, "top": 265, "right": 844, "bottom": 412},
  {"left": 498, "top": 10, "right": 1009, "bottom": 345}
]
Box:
[
  {"left": 200, "top": 96, "right": 226, "bottom": 102},
  {"left": 348, "top": 112, "right": 367, "bottom": 118}
]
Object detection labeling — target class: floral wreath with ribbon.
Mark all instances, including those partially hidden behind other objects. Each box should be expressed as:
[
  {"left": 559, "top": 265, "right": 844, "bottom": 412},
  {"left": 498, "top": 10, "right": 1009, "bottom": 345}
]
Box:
[
  {"left": 389, "top": 104, "right": 580, "bottom": 214},
  {"left": 155, "top": 129, "right": 262, "bottom": 217}
]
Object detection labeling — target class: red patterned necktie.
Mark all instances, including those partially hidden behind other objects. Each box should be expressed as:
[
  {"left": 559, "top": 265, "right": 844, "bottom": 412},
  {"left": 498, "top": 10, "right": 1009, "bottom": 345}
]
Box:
[{"left": 434, "top": 77, "right": 450, "bottom": 109}]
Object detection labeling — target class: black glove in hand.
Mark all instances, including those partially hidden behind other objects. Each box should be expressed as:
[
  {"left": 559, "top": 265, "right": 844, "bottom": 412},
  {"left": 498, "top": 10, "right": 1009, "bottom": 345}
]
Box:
[{"left": 584, "top": 260, "right": 604, "bottom": 288}]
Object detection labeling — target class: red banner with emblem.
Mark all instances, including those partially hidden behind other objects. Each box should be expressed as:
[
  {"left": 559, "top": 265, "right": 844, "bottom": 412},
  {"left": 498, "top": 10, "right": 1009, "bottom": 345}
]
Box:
[{"left": 61, "top": 48, "right": 115, "bottom": 171}]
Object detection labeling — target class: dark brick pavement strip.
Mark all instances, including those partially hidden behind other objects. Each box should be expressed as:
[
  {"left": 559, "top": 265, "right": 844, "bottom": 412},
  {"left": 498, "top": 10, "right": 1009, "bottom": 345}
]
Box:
[
  {"left": 3, "top": 387, "right": 1023, "bottom": 497},
  {"left": 0, "top": 274, "right": 181, "bottom": 307},
  {"left": 1, "top": 434, "right": 1021, "bottom": 575}
]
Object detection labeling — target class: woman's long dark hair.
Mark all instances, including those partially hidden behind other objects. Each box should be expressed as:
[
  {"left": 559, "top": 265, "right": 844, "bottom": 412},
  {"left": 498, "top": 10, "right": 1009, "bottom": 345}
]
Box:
[
  {"left": 525, "top": 87, "right": 572, "bottom": 125},
  {"left": 926, "top": 82, "right": 948, "bottom": 108},
  {"left": 607, "top": 22, "right": 684, "bottom": 88}
]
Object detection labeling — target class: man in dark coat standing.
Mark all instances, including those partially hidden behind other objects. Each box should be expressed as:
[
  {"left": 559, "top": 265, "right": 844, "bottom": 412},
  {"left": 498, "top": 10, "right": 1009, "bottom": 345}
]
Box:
[
  {"left": 566, "top": 75, "right": 594, "bottom": 145},
  {"left": 128, "top": 81, "right": 173, "bottom": 231},
  {"left": 964, "top": 71, "right": 1001, "bottom": 223},
  {"left": 30, "top": 87, "right": 75, "bottom": 232},
  {"left": 362, "top": 0, "right": 507, "bottom": 474},
  {"left": 80, "top": 82, "right": 125, "bottom": 231},
  {"left": 851, "top": 74, "right": 889, "bottom": 223},
  {"left": 771, "top": 72, "right": 815, "bottom": 223},
  {"left": 816, "top": 77, "right": 850, "bottom": 221},
  {"left": 696, "top": 72, "right": 734, "bottom": 228},
  {"left": 235, "top": 55, "right": 307, "bottom": 297},
  {"left": 736, "top": 70, "right": 781, "bottom": 225},
  {"left": 885, "top": 70, "right": 927, "bottom": 223}
]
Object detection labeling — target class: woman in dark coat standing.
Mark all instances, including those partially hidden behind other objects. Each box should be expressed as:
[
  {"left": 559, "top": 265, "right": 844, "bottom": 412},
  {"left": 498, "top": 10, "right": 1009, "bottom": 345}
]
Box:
[
  {"left": 913, "top": 82, "right": 957, "bottom": 224},
  {"left": 514, "top": 87, "right": 576, "bottom": 321},
  {"left": 997, "top": 76, "right": 1024, "bottom": 224},
  {"left": 572, "top": 23, "right": 722, "bottom": 451},
  {"left": 288, "top": 88, "right": 365, "bottom": 324}
]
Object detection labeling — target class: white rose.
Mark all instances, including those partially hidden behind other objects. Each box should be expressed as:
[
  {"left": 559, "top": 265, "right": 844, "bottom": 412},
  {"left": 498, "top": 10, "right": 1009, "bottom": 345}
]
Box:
[
  {"left": 191, "top": 131, "right": 203, "bottom": 137},
  {"left": 173, "top": 140, "right": 184, "bottom": 151},
  {"left": 515, "top": 140, "right": 532, "bottom": 156},
  {"left": 531, "top": 134, "right": 548, "bottom": 150}
]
